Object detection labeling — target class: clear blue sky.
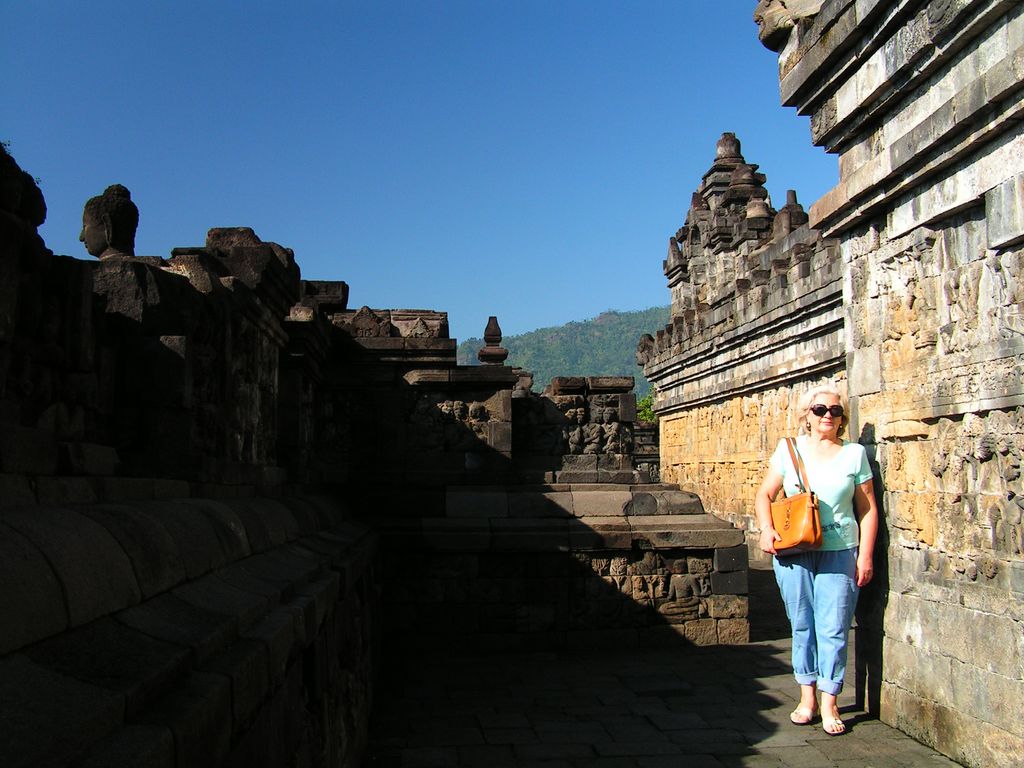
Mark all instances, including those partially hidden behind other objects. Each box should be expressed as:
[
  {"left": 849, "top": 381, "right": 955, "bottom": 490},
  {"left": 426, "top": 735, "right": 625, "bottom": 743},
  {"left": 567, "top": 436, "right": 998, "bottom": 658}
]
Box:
[{"left": 3, "top": 1, "right": 835, "bottom": 345}]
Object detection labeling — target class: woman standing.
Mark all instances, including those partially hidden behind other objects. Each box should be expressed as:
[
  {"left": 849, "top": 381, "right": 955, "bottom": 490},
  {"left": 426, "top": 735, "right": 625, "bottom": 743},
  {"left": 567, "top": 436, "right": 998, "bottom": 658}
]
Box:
[{"left": 754, "top": 385, "right": 879, "bottom": 735}]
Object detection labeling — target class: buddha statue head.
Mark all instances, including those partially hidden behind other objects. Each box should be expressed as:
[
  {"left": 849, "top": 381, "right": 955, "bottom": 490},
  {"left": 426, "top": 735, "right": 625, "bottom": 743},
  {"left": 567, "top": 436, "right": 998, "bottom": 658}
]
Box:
[{"left": 80, "top": 184, "right": 138, "bottom": 259}]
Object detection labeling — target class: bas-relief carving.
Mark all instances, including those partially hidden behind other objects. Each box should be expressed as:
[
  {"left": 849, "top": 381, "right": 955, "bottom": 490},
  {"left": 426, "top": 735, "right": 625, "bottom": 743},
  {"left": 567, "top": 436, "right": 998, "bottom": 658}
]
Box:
[
  {"left": 337, "top": 306, "right": 395, "bottom": 338},
  {"left": 407, "top": 393, "right": 493, "bottom": 452}
]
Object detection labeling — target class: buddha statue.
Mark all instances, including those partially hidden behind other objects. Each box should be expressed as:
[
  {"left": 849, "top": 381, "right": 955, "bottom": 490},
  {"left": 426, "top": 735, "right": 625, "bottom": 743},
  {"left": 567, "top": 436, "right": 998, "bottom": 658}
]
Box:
[{"left": 80, "top": 184, "right": 138, "bottom": 259}]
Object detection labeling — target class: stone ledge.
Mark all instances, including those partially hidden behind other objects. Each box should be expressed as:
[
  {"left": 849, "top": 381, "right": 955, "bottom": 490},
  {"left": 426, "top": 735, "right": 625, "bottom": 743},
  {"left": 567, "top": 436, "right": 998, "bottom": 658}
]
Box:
[
  {"left": 0, "top": 495, "right": 361, "bottom": 656},
  {"left": 0, "top": 503, "right": 377, "bottom": 768}
]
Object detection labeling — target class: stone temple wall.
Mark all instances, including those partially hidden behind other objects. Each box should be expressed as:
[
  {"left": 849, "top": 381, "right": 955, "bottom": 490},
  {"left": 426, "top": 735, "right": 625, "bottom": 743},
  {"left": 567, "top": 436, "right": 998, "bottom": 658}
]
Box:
[
  {"left": 640, "top": 132, "right": 845, "bottom": 552},
  {"left": 2, "top": 139, "right": 751, "bottom": 766},
  {"left": 754, "top": 2, "right": 1023, "bottom": 765}
]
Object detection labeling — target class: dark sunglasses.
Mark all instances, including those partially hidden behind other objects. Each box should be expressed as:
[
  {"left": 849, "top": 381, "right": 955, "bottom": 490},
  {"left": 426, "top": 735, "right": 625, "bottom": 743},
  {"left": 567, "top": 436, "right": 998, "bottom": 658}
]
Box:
[{"left": 810, "top": 404, "right": 844, "bottom": 418}]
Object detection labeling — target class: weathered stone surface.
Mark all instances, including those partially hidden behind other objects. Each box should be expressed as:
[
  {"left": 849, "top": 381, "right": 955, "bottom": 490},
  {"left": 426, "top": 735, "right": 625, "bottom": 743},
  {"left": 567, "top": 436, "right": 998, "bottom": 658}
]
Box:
[
  {"left": 507, "top": 490, "right": 573, "bottom": 518},
  {"left": 116, "top": 593, "right": 236, "bottom": 666},
  {"left": 77, "top": 503, "right": 187, "bottom": 599},
  {"left": 138, "top": 670, "right": 233, "bottom": 768},
  {"left": 0, "top": 505, "right": 140, "bottom": 628},
  {"left": 0, "top": 521, "right": 67, "bottom": 654},
  {"left": 0, "top": 474, "right": 35, "bottom": 506},
  {"left": 0, "top": 425, "right": 58, "bottom": 474},
  {"left": 717, "top": 618, "right": 750, "bottom": 644},
  {"left": 0, "top": 654, "right": 125, "bottom": 768},
  {"left": 713, "top": 544, "right": 749, "bottom": 573},
  {"left": 571, "top": 490, "right": 631, "bottom": 517},
  {"left": 447, "top": 489, "right": 509, "bottom": 518},
  {"left": 75, "top": 725, "right": 175, "bottom": 768},
  {"left": 25, "top": 616, "right": 191, "bottom": 718}
]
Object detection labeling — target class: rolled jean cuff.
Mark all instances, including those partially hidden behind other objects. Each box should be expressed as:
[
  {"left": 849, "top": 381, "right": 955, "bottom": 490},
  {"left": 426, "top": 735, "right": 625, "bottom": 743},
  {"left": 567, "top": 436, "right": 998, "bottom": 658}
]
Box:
[
  {"left": 817, "top": 679, "right": 843, "bottom": 696},
  {"left": 793, "top": 673, "right": 844, "bottom": 695},
  {"left": 794, "top": 672, "right": 817, "bottom": 687}
]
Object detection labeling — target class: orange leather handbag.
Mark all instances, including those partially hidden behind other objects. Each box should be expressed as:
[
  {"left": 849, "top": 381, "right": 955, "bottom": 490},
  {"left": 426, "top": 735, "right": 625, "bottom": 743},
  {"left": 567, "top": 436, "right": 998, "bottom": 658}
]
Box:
[{"left": 770, "top": 437, "right": 823, "bottom": 554}]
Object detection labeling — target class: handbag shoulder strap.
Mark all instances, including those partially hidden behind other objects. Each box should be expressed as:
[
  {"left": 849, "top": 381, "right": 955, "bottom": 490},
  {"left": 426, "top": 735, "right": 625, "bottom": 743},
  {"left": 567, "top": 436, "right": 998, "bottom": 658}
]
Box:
[{"left": 784, "top": 437, "right": 812, "bottom": 493}]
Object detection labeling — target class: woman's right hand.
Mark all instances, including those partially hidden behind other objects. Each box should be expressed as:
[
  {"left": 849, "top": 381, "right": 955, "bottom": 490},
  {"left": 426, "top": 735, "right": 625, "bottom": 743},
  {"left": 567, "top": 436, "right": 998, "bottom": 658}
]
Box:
[{"left": 759, "top": 526, "right": 781, "bottom": 555}]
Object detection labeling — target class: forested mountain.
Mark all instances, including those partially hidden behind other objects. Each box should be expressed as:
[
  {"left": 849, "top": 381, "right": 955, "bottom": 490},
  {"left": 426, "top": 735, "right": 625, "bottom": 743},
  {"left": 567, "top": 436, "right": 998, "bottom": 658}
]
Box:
[{"left": 457, "top": 306, "right": 669, "bottom": 397}]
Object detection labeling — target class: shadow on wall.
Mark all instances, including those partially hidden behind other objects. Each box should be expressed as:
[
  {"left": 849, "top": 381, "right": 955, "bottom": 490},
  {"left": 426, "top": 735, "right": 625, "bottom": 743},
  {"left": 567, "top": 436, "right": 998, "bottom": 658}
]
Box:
[{"left": 854, "top": 422, "right": 889, "bottom": 717}]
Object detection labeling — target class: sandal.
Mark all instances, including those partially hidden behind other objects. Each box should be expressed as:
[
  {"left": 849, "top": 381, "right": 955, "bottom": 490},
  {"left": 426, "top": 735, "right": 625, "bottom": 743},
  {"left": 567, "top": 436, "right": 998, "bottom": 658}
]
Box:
[
  {"left": 790, "top": 706, "right": 817, "bottom": 725},
  {"left": 822, "top": 715, "right": 846, "bottom": 735}
]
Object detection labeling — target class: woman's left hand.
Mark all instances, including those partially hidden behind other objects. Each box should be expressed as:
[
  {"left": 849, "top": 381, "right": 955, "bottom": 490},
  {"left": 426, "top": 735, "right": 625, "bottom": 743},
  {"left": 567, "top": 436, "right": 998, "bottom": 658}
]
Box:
[{"left": 856, "top": 553, "right": 874, "bottom": 587}]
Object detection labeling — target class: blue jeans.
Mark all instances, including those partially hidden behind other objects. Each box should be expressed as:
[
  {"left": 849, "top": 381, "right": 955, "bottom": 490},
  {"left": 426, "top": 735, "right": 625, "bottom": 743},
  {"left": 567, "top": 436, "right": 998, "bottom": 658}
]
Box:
[{"left": 773, "top": 548, "right": 858, "bottom": 696}]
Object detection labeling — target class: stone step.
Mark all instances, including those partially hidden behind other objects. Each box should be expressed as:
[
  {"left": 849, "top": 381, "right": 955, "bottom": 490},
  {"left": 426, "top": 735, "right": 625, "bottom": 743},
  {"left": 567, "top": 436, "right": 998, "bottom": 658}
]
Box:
[{"left": 443, "top": 483, "right": 704, "bottom": 520}]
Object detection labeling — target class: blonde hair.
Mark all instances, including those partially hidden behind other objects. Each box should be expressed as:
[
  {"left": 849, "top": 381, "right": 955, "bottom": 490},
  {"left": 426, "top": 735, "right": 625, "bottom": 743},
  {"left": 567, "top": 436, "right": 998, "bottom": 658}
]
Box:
[{"left": 798, "top": 384, "right": 847, "bottom": 436}]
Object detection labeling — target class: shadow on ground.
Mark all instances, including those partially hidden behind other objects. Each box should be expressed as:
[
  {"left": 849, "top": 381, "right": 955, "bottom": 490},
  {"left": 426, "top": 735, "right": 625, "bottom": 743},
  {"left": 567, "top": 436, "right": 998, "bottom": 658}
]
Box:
[{"left": 362, "top": 563, "right": 960, "bottom": 768}]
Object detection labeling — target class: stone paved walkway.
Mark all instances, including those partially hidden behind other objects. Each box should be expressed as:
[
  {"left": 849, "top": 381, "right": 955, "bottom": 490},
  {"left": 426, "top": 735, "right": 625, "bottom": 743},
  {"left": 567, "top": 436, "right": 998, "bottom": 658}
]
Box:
[{"left": 364, "top": 568, "right": 962, "bottom": 768}]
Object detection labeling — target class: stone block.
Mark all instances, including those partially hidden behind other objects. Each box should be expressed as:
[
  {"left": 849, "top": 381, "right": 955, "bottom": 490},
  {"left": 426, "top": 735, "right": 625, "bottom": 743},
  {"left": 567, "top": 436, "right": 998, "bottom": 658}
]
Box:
[
  {"left": 422, "top": 519, "right": 491, "bottom": 551},
  {"left": 617, "top": 393, "right": 637, "bottom": 422},
  {"left": 117, "top": 593, "right": 235, "bottom": 666},
  {"left": 25, "top": 616, "right": 191, "bottom": 719},
  {"left": 264, "top": 544, "right": 324, "bottom": 587},
  {"left": 139, "top": 671, "right": 232, "bottom": 768},
  {"left": 60, "top": 442, "right": 120, "bottom": 476},
  {"left": 76, "top": 725, "right": 175, "bottom": 768},
  {"left": 77, "top": 503, "right": 187, "bottom": 599},
  {"left": 242, "top": 607, "right": 297, "bottom": 687},
  {"left": 0, "top": 474, "right": 35, "bottom": 506},
  {"left": 625, "top": 492, "right": 658, "bottom": 516},
  {"left": 561, "top": 455, "right": 598, "bottom": 472},
  {"left": 586, "top": 376, "right": 634, "bottom": 392},
  {"left": 683, "top": 618, "right": 718, "bottom": 645},
  {"left": 222, "top": 497, "right": 299, "bottom": 550},
  {"left": 35, "top": 476, "right": 99, "bottom": 505},
  {"left": 446, "top": 489, "right": 509, "bottom": 518},
  {"left": 0, "top": 522, "right": 67, "bottom": 654},
  {"left": 0, "top": 425, "right": 58, "bottom": 475},
  {"left": 847, "top": 345, "right": 881, "bottom": 396},
  {"left": 0, "top": 505, "right": 140, "bottom": 629},
  {"left": 490, "top": 518, "right": 569, "bottom": 551},
  {"left": 0, "top": 654, "right": 125, "bottom": 768},
  {"left": 295, "top": 572, "right": 341, "bottom": 633},
  {"left": 570, "top": 490, "right": 631, "bottom": 516},
  {"left": 129, "top": 501, "right": 227, "bottom": 580},
  {"left": 713, "top": 544, "right": 749, "bottom": 572},
  {"left": 548, "top": 376, "right": 586, "bottom": 394},
  {"left": 559, "top": 469, "right": 599, "bottom": 483},
  {"left": 717, "top": 618, "right": 749, "bottom": 644},
  {"left": 628, "top": 516, "right": 745, "bottom": 550},
  {"left": 598, "top": 469, "right": 637, "bottom": 484},
  {"left": 710, "top": 569, "right": 748, "bottom": 595},
  {"left": 508, "top": 491, "right": 573, "bottom": 518},
  {"left": 202, "top": 638, "right": 270, "bottom": 731},
  {"left": 986, "top": 173, "right": 1024, "bottom": 249},
  {"left": 488, "top": 421, "right": 513, "bottom": 452},
  {"left": 216, "top": 560, "right": 289, "bottom": 603},
  {"left": 189, "top": 499, "right": 253, "bottom": 560},
  {"left": 173, "top": 575, "right": 269, "bottom": 633},
  {"left": 97, "top": 476, "right": 156, "bottom": 501},
  {"left": 705, "top": 594, "right": 748, "bottom": 619},
  {"left": 568, "top": 518, "right": 631, "bottom": 549}
]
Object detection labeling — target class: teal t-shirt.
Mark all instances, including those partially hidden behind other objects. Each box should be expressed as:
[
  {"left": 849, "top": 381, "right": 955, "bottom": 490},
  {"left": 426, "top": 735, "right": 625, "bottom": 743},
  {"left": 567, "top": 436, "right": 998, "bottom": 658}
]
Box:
[{"left": 769, "top": 436, "right": 873, "bottom": 551}]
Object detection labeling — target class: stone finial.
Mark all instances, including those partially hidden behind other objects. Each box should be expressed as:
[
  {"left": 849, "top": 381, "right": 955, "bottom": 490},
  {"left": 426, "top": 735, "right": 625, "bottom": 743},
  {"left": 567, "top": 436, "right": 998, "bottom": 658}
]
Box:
[
  {"left": 477, "top": 316, "right": 509, "bottom": 365},
  {"left": 81, "top": 184, "right": 138, "bottom": 259},
  {"left": 746, "top": 198, "right": 773, "bottom": 220},
  {"left": 716, "top": 132, "right": 742, "bottom": 160},
  {"left": 772, "top": 189, "right": 809, "bottom": 238}
]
